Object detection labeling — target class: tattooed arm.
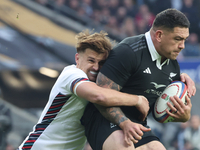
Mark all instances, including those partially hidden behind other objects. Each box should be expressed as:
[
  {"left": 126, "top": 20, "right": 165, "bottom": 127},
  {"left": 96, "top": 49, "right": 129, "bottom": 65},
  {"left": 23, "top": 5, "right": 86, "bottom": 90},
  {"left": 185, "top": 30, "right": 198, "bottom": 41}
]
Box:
[
  {"left": 94, "top": 72, "right": 151, "bottom": 144},
  {"left": 94, "top": 72, "right": 128, "bottom": 125}
]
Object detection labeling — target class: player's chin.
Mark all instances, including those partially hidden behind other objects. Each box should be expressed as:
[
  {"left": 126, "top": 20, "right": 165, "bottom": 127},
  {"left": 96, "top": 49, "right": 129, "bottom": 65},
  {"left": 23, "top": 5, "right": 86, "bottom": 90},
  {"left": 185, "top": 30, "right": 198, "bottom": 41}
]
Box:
[
  {"left": 88, "top": 75, "right": 97, "bottom": 82},
  {"left": 170, "top": 54, "right": 178, "bottom": 60},
  {"left": 173, "top": 52, "right": 180, "bottom": 59}
]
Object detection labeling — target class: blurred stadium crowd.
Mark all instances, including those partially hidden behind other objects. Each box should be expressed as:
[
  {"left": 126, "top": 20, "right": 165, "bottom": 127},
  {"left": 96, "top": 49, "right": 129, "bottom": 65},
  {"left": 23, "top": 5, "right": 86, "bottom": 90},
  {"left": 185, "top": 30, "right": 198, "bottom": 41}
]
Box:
[
  {"left": 1, "top": 0, "right": 200, "bottom": 150},
  {"left": 148, "top": 114, "right": 200, "bottom": 150},
  {"left": 34, "top": 0, "right": 200, "bottom": 59}
]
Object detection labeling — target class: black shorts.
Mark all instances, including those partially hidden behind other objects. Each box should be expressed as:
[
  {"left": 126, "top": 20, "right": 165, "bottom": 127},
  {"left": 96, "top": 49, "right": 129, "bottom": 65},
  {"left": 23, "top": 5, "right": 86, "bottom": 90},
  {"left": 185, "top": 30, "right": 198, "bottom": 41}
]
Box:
[{"left": 81, "top": 103, "right": 160, "bottom": 150}]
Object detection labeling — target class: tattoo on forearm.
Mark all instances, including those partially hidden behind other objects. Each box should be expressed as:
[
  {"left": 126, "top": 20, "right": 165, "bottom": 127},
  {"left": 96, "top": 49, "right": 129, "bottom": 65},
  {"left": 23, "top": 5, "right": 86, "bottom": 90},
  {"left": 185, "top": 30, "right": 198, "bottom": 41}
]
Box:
[
  {"left": 95, "top": 105, "right": 128, "bottom": 125},
  {"left": 109, "top": 107, "right": 128, "bottom": 125},
  {"left": 97, "top": 72, "right": 121, "bottom": 91},
  {"left": 95, "top": 72, "right": 127, "bottom": 125}
]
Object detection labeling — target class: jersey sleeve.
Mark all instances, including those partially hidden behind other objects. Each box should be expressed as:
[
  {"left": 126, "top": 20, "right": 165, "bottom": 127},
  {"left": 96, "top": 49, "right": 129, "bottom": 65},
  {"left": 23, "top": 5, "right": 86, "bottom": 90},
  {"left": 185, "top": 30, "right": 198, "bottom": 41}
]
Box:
[
  {"left": 56, "top": 67, "right": 90, "bottom": 96},
  {"left": 100, "top": 43, "right": 137, "bottom": 87}
]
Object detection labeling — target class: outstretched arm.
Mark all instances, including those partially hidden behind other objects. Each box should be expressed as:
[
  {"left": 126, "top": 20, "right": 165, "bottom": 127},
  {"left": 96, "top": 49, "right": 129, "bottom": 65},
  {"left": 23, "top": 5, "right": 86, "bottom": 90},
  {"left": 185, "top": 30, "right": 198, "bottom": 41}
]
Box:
[{"left": 76, "top": 81, "right": 141, "bottom": 107}]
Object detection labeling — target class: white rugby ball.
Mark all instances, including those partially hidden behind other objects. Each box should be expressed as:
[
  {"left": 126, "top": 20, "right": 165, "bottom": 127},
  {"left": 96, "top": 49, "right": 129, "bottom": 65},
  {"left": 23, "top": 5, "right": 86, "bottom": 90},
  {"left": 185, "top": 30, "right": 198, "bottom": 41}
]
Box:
[{"left": 153, "top": 81, "right": 187, "bottom": 123}]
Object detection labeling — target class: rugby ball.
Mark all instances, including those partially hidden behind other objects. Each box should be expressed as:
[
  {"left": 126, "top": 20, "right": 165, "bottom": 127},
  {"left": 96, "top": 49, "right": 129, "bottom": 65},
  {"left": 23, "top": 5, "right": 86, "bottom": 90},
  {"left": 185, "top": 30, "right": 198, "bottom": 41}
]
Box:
[{"left": 153, "top": 81, "right": 187, "bottom": 123}]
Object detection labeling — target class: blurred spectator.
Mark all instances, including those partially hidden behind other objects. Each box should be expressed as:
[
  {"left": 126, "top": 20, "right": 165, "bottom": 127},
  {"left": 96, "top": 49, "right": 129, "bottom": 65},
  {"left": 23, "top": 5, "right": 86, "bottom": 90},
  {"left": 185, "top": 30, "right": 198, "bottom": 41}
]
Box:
[
  {"left": 92, "top": 0, "right": 108, "bottom": 11},
  {"left": 53, "top": 0, "right": 67, "bottom": 14},
  {"left": 91, "top": 9, "right": 102, "bottom": 25},
  {"left": 105, "top": 16, "right": 120, "bottom": 36},
  {"left": 135, "top": 4, "right": 155, "bottom": 34},
  {"left": 116, "top": 6, "right": 127, "bottom": 27},
  {"left": 99, "top": 8, "right": 111, "bottom": 25},
  {"left": 67, "top": 0, "right": 80, "bottom": 12},
  {"left": 123, "top": 0, "right": 138, "bottom": 17},
  {"left": 181, "top": 0, "right": 199, "bottom": 34},
  {"left": 182, "top": 33, "right": 200, "bottom": 57},
  {"left": 55, "top": 0, "right": 66, "bottom": 7},
  {"left": 121, "top": 17, "right": 138, "bottom": 38},
  {"left": 81, "top": 0, "right": 93, "bottom": 17},
  {"left": 77, "top": 7, "right": 87, "bottom": 17},
  {"left": 143, "top": 0, "right": 171, "bottom": 15},
  {"left": 161, "top": 123, "right": 180, "bottom": 149},
  {"left": 135, "top": 16, "right": 148, "bottom": 34},
  {"left": 67, "top": 0, "right": 87, "bottom": 18},
  {"left": 109, "top": 0, "right": 120, "bottom": 16},
  {"left": 184, "top": 115, "right": 200, "bottom": 150},
  {"left": 0, "top": 100, "right": 12, "bottom": 150},
  {"left": 143, "top": 0, "right": 157, "bottom": 15},
  {"left": 172, "top": 122, "right": 190, "bottom": 150}
]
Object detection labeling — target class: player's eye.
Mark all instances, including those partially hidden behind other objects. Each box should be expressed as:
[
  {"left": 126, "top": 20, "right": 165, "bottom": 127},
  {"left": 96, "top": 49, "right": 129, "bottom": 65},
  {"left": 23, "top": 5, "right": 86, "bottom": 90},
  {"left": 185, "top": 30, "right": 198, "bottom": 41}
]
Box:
[
  {"left": 89, "top": 59, "right": 95, "bottom": 63},
  {"left": 175, "top": 38, "right": 181, "bottom": 41}
]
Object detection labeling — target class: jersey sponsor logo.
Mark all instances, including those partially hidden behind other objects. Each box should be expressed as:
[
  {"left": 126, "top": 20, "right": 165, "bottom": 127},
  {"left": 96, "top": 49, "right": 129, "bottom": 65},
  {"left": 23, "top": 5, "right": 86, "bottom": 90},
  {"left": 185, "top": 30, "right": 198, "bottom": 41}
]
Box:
[
  {"left": 143, "top": 67, "right": 151, "bottom": 74},
  {"left": 144, "top": 82, "right": 167, "bottom": 97},
  {"left": 151, "top": 82, "right": 166, "bottom": 89},
  {"left": 144, "top": 89, "right": 163, "bottom": 97}
]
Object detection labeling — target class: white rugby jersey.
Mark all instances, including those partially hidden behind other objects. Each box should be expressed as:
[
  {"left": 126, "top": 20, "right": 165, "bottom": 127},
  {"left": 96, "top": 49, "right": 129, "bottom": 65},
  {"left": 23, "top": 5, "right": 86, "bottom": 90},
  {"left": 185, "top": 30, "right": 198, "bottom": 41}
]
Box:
[{"left": 19, "top": 65, "right": 90, "bottom": 150}]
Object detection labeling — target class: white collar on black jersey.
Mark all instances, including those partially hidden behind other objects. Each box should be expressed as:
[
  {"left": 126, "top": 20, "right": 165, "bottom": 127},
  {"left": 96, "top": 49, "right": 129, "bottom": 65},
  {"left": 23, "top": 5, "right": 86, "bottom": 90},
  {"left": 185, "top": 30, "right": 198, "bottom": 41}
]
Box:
[{"left": 145, "top": 31, "right": 170, "bottom": 70}]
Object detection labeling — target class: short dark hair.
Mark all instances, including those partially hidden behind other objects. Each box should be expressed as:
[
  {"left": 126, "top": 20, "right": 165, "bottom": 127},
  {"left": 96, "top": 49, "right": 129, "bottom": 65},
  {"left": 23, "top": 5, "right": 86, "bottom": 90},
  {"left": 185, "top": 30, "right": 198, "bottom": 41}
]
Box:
[{"left": 152, "top": 8, "right": 190, "bottom": 30}]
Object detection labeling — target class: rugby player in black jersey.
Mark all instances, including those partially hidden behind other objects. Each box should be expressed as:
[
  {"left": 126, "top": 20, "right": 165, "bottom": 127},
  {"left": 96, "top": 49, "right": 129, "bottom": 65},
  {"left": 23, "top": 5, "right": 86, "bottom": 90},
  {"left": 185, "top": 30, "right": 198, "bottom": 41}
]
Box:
[{"left": 81, "top": 8, "right": 196, "bottom": 150}]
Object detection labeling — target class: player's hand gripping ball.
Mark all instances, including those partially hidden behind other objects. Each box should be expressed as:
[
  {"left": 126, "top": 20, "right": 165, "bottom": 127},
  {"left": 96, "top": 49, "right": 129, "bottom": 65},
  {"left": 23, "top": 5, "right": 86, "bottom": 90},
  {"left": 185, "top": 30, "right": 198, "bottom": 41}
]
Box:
[{"left": 153, "top": 81, "right": 187, "bottom": 123}]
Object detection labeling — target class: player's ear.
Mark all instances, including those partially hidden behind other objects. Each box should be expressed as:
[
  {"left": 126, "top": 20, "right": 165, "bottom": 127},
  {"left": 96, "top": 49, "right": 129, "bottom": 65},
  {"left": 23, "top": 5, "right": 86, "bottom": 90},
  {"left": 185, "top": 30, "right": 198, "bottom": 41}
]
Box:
[
  {"left": 155, "top": 30, "right": 163, "bottom": 43},
  {"left": 75, "top": 53, "right": 79, "bottom": 64}
]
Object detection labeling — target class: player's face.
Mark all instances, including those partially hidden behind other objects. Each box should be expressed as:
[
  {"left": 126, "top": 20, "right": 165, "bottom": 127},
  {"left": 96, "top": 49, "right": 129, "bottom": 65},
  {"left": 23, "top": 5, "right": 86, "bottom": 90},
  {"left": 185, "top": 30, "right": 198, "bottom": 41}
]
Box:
[
  {"left": 158, "top": 27, "right": 189, "bottom": 61},
  {"left": 75, "top": 48, "right": 107, "bottom": 82}
]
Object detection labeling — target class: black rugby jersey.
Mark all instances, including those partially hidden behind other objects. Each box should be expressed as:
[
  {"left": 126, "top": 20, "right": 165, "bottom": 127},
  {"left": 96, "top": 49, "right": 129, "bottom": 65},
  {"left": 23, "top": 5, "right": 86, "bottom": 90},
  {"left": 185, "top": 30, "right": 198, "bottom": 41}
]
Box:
[{"left": 100, "top": 34, "right": 180, "bottom": 123}]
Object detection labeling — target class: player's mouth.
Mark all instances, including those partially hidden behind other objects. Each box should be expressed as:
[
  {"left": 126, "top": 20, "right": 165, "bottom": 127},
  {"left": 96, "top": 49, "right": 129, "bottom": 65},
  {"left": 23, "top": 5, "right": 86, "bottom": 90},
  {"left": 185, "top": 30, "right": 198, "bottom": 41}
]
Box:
[
  {"left": 174, "top": 51, "right": 180, "bottom": 55},
  {"left": 90, "top": 71, "right": 98, "bottom": 75}
]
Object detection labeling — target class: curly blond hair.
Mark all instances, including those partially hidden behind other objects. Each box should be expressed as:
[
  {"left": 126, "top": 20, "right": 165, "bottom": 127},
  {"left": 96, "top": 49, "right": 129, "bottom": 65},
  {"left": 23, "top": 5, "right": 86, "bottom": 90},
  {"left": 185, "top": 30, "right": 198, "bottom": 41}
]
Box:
[{"left": 75, "top": 29, "right": 114, "bottom": 57}]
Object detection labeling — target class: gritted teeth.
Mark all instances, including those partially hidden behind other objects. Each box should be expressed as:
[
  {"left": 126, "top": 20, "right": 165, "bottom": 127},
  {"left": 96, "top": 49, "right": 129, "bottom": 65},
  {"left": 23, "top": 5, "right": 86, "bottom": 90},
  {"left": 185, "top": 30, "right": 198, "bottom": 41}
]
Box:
[{"left": 90, "top": 71, "right": 98, "bottom": 75}]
